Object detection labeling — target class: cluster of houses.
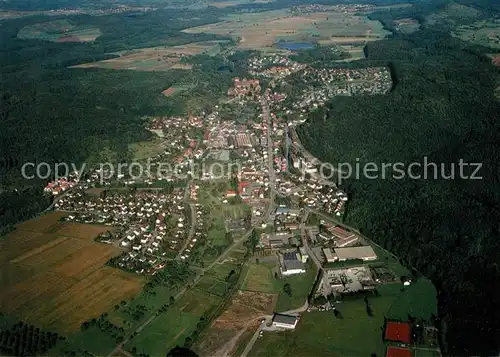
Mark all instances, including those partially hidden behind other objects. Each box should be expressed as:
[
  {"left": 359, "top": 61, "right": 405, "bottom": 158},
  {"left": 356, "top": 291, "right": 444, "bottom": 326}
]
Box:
[
  {"left": 287, "top": 66, "right": 392, "bottom": 111},
  {"left": 248, "top": 54, "right": 306, "bottom": 79},
  {"left": 146, "top": 116, "right": 204, "bottom": 167},
  {"left": 201, "top": 117, "right": 273, "bottom": 218},
  {"left": 44, "top": 175, "right": 79, "bottom": 196},
  {"left": 227, "top": 78, "right": 261, "bottom": 98},
  {"left": 291, "top": 3, "right": 376, "bottom": 14},
  {"left": 56, "top": 188, "right": 195, "bottom": 274},
  {"left": 180, "top": 203, "right": 206, "bottom": 262}
]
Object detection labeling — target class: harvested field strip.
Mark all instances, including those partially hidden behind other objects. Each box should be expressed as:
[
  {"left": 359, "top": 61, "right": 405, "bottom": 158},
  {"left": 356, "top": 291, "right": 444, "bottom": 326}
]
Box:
[
  {"left": 0, "top": 213, "right": 144, "bottom": 333},
  {"left": 17, "top": 238, "right": 90, "bottom": 269},
  {"left": 52, "top": 223, "right": 113, "bottom": 240},
  {"left": 0, "top": 232, "right": 56, "bottom": 263},
  {"left": 10, "top": 236, "right": 70, "bottom": 263},
  {"left": 318, "top": 36, "right": 380, "bottom": 45},
  {"left": 30, "top": 268, "right": 142, "bottom": 332},
  {"left": 0, "top": 263, "right": 34, "bottom": 289},
  {"left": 15, "top": 211, "right": 67, "bottom": 232},
  {"left": 0, "top": 271, "right": 76, "bottom": 313},
  {"left": 53, "top": 244, "right": 120, "bottom": 277}
]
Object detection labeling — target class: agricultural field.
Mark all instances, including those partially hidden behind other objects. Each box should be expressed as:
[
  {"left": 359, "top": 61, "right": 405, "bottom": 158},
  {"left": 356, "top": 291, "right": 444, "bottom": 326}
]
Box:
[
  {"left": 334, "top": 44, "right": 366, "bottom": 62},
  {"left": 71, "top": 41, "right": 224, "bottom": 72},
  {"left": 162, "top": 83, "right": 197, "bottom": 97},
  {"left": 452, "top": 19, "right": 500, "bottom": 49},
  {"left": 183, "top": 9, "right": 389, "bottom": 50},
  {"left": 17, "top": 19, "right": 101, "bottom": 42},
  {"left": 195, "top": 290, "right": 276, "bottom": 357},
  {"left": 0, "top": 11, "right": 36, "bottom": 20},
  {"left": 249, "top": 277, "right": 437, "bottom": 357},
  {"left": 0, "top": 213, "right": 144, "bottom": 334},
  {"left": 426, "top": 2, "right": 481, "bottom": 26},
  {"left": 206, "top": 0, "right": 274, "bottom": 8},
  {"left": 124, "top": 279, "right": 225, "bottom": 356}
]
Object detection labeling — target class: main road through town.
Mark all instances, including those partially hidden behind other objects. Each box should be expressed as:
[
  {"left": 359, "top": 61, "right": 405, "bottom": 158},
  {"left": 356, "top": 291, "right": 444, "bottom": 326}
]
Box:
[{"left": 106, "top": 97, "right": 278, "bottom": 357}]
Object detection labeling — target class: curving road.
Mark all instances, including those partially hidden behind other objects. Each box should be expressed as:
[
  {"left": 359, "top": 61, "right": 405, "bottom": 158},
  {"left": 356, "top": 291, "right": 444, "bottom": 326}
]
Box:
[{"left": 108, "top": 94, "right": 278, "bottom": 357}]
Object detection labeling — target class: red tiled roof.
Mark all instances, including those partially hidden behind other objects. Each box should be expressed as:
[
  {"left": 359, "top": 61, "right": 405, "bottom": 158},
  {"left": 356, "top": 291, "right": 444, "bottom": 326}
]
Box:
[
  {"left": 386, "top": 346, "right": 412, "bottom": 357},
  {"left": 385, "top": 321, "right": 411, "bottom": 344}
]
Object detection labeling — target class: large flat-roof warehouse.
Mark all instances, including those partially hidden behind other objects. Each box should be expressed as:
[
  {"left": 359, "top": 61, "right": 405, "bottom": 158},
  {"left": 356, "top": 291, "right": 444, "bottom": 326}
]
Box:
[{"left": 334, "top": 246, "right": 377, "bottom": 261}]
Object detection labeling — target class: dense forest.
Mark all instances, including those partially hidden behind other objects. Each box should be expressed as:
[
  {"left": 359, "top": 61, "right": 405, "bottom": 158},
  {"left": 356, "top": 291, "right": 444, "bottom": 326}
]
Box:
[
  {"left": 0, "top": 6, "right": 243, "bottom": 231},
  {"left": 297, "top": 7, "right": 500, "bottom": 357}
]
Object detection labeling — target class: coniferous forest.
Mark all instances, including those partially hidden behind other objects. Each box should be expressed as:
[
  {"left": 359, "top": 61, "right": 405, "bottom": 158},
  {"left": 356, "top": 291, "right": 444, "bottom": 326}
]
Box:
[{"left": 297, "top": 7, "right": 500, "bottom": 356}]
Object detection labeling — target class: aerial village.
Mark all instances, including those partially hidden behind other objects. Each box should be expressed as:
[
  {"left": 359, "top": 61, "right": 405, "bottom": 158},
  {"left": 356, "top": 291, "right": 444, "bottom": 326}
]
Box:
[{"left": 38, "top": 50, "right": 436, "bottom": 357}]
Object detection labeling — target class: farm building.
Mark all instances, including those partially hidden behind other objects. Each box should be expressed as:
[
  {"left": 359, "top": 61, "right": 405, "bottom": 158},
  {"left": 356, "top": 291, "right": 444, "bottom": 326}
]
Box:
[
  {"left": 272, "top": 313, "right": 298, "bottom": 329},
  {"left": 386, "top": 346, "right": 412, "bottom": 357},
  {"left": 385, "top": 321, "right": 412, "bottom": 344},
  {"left": 334, "top": 246, "right": 377, "bottom": 261}
]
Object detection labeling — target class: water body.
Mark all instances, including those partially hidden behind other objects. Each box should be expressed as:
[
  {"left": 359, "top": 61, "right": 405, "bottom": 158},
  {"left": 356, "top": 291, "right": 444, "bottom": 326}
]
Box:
[{"left": 277, "top": 42, "right": 315, "bottom": 50}]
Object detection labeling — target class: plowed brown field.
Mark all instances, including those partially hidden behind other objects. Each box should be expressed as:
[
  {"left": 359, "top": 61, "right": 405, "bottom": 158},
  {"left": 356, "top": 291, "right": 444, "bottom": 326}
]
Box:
[{"left": 0, "top": 212, "right": 143, "bottom": 332}]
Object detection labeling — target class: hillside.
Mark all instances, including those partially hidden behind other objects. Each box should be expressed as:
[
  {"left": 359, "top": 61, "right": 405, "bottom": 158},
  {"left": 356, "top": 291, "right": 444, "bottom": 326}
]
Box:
[{"left": 297, "top": 14, "right": 500, "bottom": 357}]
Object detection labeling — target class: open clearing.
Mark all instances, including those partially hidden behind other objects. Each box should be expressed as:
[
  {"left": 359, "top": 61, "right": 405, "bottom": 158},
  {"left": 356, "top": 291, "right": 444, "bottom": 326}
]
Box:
[
  {"left": 195, "top": 290, "right": 276, "bottom": 357},
  {"left": 242, "top": 262, "right": 279, "bottom": 293},
  {"left": 452, "top": 19, "right": 500, "bottom": 49},
  {"left": 162, "top": 83, "right": 197, "bottom": 97},
  {"left": 0, "top": 213, "right": 143, "bottom": 333},
  {"left": 182, "top": 9, "right": 389, "bottom": 50},
  {"left": 334, "top": 44, "right": 366, "bottom": 62},
  {"left": 241, "top": 260, "right": 316, "bottom": 312},
  {"left": 72, "top": 41, "right": 223, "bottom": 72},
  {"left": 17, "top": 19, "right": 101, "bottom": 42},
  {"left": 426, "top": 2, "right": 481, "bottom": 26}
]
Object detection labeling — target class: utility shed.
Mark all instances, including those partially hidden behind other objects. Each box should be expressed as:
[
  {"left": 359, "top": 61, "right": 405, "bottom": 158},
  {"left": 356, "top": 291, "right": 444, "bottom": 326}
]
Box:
[{"left": 272, "top": 313, "right": 298, "bottom": 329}]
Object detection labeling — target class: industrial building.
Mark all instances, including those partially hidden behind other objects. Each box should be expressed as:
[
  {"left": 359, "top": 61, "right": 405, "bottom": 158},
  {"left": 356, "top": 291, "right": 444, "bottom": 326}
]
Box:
[
  {"left": 280, "top": 252, "right": 306, "bottom": 276},
  {"left": 323, "top": 247, "right": 337, "bottom": 263},
  {"left": 334, "top": 246, "right": 377, "bottom": 261}
]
